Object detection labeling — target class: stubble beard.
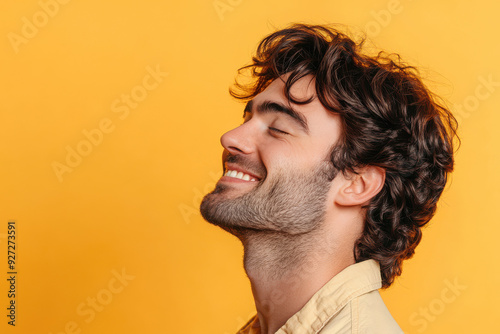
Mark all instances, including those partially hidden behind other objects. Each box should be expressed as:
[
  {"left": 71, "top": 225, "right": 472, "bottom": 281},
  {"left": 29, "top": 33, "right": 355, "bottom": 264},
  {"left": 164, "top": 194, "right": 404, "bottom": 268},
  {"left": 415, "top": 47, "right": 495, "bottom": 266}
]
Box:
[
  {"left": 200, "top": 160, "right": 336, "bottom": 236},
  {"left": 200, "top": 158, "right": 337, "bottom": 279}
]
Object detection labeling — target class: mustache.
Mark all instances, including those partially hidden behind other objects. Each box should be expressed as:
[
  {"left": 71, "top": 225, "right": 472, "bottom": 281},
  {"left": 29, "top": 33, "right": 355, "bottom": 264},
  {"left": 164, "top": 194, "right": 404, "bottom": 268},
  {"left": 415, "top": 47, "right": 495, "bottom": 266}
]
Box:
[{"left": 222, "top": 151, "right": 267, "bottom": 179}]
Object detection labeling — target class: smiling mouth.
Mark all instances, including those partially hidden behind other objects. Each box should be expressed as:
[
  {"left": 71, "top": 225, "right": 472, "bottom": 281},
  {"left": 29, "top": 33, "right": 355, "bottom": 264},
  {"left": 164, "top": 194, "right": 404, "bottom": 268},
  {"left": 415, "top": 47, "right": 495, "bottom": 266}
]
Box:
[{"left": 224, "top": 170, "right": 259, "bottom": 182}]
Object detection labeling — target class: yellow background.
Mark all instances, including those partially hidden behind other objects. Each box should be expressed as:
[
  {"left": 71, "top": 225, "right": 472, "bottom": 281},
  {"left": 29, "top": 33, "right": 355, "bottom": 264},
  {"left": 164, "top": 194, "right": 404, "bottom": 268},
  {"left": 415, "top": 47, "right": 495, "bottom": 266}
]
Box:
[{"left": 0, "top": 0, "right": 498, "bottom": 333}]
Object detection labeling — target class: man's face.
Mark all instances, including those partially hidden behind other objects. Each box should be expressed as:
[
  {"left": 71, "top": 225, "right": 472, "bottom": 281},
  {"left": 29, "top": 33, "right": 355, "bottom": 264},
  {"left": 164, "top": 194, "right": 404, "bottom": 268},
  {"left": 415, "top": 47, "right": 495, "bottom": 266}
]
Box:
[{"left": 200, "top": 75, "right": 343, "bottom": 235}]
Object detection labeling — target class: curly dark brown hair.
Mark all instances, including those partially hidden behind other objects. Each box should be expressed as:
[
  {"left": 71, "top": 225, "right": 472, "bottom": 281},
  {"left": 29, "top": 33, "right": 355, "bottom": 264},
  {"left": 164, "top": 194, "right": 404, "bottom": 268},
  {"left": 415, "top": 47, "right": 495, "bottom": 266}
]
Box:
[{"left": 229, "top": 23, "right": 459, "bottom": 288}]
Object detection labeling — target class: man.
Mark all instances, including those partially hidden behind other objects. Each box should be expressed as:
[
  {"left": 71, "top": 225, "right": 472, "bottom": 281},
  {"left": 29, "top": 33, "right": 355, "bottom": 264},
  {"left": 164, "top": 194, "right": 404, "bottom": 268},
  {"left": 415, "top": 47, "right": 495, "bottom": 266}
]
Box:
[{"left": 200, "top": 24, "right": 457, "bottom": 333}]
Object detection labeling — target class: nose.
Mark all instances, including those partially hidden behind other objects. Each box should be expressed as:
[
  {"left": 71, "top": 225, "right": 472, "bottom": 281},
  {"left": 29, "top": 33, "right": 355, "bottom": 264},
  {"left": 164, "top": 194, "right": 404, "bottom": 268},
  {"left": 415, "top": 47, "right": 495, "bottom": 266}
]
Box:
[{"left": 220, "top": 122, "right": 255, "bottom": 156}]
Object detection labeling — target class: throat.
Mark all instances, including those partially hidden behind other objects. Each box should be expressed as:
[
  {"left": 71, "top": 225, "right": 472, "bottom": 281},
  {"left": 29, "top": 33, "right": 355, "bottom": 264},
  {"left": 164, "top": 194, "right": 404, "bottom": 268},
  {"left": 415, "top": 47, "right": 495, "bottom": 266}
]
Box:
[
  {"left": 240, "top": 228, "right": 331, "bottom": 333},
  {"left": 241, "top": 228, "right": 320, "bottom": 282}
]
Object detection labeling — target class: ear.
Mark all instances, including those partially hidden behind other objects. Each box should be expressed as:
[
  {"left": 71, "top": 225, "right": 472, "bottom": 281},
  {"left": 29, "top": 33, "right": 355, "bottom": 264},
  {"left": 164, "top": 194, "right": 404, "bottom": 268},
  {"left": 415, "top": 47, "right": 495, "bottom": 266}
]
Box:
[{"left": 335, "top": 166, "right": 386, "bottom": 206}]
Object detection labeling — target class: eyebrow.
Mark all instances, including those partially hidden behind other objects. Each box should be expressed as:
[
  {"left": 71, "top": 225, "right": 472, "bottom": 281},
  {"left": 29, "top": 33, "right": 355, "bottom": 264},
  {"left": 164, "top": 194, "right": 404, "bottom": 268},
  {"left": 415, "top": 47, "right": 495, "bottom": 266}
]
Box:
[{"left": 244, "top": 100, "right": 309, "bottom": 134}]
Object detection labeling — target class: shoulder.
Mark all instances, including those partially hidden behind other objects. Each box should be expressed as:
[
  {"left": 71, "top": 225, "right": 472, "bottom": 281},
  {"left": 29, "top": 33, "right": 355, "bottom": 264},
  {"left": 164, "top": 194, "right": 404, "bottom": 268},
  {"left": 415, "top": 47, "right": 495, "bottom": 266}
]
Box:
[
  {"left": 321, "top": 290, "right": 403, "bottom": 334},
  {"left": 354, "top": 290, "right": 403, "bottom": 333}
]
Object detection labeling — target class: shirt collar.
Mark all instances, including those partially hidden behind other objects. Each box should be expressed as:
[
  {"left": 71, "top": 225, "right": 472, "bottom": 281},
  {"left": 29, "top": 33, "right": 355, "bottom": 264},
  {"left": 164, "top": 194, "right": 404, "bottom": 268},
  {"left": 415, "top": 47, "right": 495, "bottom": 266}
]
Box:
[
  {"left": 278, "top": 259, "right": 382, "bottom": 333},
  {"left": 238, "top": 260, "right": 382, "bottom": 334}
]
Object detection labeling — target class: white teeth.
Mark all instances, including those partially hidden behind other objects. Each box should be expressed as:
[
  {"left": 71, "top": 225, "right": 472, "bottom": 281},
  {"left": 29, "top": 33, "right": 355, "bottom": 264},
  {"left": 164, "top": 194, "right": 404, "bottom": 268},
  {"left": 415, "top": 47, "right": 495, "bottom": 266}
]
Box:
[{"left": 225, "top": 170, "right": 257, "bottom": 181}]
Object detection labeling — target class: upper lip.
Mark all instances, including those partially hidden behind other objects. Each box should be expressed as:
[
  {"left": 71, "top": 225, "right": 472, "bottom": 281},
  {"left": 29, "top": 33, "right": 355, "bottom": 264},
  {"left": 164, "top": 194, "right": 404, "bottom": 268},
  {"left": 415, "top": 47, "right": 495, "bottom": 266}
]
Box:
[{"left": 224, "top": 163, "right": 262, "bottom": 180}]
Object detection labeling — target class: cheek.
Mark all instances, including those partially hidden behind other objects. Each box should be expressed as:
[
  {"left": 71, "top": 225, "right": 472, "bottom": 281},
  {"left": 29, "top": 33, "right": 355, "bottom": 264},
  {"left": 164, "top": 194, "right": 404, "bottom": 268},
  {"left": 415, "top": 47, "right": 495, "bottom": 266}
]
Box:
[
  {"left": 308, "top": 135, "right": 336, "bottom": 162},
  {"left": 260, "top": 144, "right": 294, "bottom": 167},
  {"left": 288, "top": 140, "right": 328, "bottom": 166},
  {"left": 260, "top": 141, "right": 322, "bottom": 175}
]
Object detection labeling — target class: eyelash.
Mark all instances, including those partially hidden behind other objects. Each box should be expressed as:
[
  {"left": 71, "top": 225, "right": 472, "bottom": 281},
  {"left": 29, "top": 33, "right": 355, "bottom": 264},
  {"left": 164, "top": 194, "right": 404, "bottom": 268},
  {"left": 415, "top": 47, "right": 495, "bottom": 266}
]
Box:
[
  {"left": 268, "top": 127, "right": 289, "bottom": 135},
  {"left": 242, "top": 113, "right": 289, "bottom": 135}
]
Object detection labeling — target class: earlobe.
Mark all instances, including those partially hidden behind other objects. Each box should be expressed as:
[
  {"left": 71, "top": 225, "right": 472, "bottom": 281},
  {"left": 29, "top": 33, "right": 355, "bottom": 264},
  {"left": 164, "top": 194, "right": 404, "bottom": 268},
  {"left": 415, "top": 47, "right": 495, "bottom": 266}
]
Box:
[{"left": 335, "top": 166, "right": 386, "bottom": 206}]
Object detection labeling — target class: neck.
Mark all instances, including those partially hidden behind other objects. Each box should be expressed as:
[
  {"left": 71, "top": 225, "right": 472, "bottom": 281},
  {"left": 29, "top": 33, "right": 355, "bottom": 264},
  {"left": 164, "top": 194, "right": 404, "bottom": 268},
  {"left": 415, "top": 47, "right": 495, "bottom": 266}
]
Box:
[{"left": 237, "top": 226, "right": 355, "bottom": 334}]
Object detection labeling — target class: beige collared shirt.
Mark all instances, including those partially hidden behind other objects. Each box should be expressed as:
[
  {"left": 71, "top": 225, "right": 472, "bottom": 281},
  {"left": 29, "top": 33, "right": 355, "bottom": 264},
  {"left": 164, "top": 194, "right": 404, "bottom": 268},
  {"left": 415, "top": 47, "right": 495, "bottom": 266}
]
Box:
[{"left": 237, "top": 260, "right": 403, "bottom": 334}]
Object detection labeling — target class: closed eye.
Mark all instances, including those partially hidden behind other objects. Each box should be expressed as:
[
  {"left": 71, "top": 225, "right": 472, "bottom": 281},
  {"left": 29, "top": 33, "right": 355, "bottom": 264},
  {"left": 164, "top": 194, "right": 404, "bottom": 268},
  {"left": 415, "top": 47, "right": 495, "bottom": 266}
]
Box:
[{"left": 268, "top": 127, "right": 289, "bottom": 135}]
